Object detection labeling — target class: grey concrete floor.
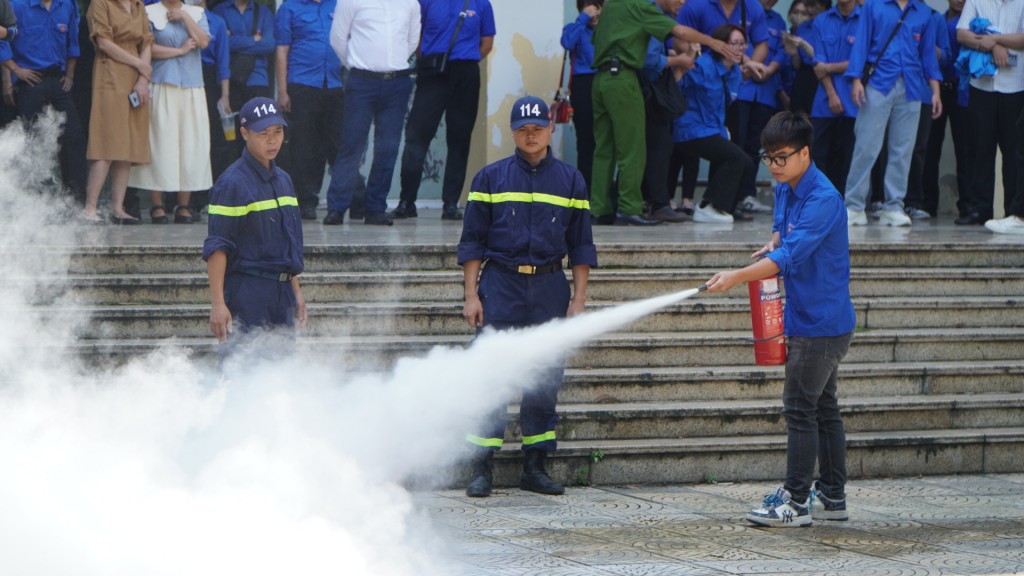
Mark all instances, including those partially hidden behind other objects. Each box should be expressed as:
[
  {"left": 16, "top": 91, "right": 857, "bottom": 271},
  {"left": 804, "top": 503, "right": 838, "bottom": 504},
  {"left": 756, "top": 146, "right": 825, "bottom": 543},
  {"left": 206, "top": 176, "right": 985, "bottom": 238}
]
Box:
[{"left": 420, "top": 474, "right": 1024, "bottom": 575}]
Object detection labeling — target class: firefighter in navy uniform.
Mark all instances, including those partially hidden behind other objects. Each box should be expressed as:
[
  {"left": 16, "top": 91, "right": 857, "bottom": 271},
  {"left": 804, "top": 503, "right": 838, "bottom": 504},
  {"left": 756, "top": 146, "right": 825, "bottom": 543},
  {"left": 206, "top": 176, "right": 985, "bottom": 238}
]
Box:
[
  {"left": 458, "top": 95, "right": 598, "bottom": 498},
  {"left": 204, "top": 97, "right": 307, "bottom": 349}
]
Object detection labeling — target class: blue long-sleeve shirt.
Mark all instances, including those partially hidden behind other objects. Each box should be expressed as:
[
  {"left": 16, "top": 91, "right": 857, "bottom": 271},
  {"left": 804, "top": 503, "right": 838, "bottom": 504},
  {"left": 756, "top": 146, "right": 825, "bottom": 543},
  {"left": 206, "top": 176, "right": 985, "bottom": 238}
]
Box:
[
  {"left": 810, "top": 5, "right": 861, "bottom": 119},
  {"left": 204, "top": 148, "right": 304, "bottom": 277},
  {"left": 458, "top": 148, "right": 598, "bottom": 271},
  {"left": 844, "top": 0, "right": 942, "bottom": 103},
  {"left": 0, "top": 0, "right": 79, "bottom": 75},
  {"left": 200, "top": 9, "right": 230, "bottom": 82},
  {"left": 678, "top": 0, "right": 770, "bottom": 46},
  {"left": 766, "top": 162, "right": 856, "bottom": 338},
  {"left": 214, "top": 0, "right": 275, "bottom": 88},
  {"left": 560, "top": 12, "right": 596, "bottom": 75},
  {"left": 274, "top": 0, "right": 342, "bottom": 89},
  {"left": 738, "top": 30, "right": 786, "bottom": 106},
  {"left": 674, "top": 52, "right": 741, "bottom": 142}
]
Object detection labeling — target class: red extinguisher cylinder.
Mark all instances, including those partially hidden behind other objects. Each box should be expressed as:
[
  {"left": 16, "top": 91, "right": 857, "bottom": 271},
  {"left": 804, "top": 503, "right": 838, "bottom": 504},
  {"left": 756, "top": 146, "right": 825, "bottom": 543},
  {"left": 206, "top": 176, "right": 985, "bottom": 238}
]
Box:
[{"left": 748, "top": 276, "right": 786, "bottom": 366}]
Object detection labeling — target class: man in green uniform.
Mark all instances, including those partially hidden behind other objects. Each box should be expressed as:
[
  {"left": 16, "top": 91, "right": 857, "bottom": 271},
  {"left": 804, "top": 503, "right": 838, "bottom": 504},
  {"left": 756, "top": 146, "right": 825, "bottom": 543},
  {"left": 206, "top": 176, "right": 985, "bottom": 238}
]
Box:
[{"left": 590, "top": 0, "right": 742, "bottom": 225}]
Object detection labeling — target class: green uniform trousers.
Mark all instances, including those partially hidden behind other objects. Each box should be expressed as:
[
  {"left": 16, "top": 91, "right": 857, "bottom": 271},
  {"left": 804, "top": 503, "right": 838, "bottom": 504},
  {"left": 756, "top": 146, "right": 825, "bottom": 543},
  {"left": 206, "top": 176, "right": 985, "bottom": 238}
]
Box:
[{"left": 591, "top": 70, "right": 647, "bottom": 218}]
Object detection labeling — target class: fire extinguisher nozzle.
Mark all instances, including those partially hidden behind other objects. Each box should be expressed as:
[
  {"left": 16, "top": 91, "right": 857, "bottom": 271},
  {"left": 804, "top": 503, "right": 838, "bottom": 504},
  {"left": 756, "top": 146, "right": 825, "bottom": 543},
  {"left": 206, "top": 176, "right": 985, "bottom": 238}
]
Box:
[{"left": 697, "top": 285, "right": 709, "bottom": 292}]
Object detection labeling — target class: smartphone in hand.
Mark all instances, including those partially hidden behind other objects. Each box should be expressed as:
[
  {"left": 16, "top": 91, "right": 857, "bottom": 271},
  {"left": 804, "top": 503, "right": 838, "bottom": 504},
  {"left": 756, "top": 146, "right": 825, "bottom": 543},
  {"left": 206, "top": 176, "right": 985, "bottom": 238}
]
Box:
[{"left": 129, "top": 91, "right": 141, "bottom": 108}]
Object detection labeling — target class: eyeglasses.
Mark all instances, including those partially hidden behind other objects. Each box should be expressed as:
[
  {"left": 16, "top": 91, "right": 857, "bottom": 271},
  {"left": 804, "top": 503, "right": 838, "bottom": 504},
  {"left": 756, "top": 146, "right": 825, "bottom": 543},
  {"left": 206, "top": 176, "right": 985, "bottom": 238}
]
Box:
[{"left": 759, "top": 148, "right": 803, "bottom": 167}]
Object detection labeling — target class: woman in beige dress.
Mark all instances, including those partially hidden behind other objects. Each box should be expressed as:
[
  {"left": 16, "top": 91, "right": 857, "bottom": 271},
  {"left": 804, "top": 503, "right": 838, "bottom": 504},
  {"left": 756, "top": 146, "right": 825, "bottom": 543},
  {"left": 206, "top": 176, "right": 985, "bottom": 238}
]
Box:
[{"left": 81, "top": 0, "right": 154, "bottom": 224}]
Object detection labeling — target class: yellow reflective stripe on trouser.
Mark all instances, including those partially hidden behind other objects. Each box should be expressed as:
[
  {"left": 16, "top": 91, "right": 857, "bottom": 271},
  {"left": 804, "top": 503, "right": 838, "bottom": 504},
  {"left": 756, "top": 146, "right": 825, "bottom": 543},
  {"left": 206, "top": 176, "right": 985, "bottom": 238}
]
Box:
[
  {"left": 467, "top": 191, "right": 590, "bottom": 211},
  {"left": 466, "top": 434, "right": 504, "bottom": 448},
  {"left": 208, "top": 196, "right": 299, "bottom": 217},
  {"left": 522, "top": 431, "right": 556, "bottom": 446}
]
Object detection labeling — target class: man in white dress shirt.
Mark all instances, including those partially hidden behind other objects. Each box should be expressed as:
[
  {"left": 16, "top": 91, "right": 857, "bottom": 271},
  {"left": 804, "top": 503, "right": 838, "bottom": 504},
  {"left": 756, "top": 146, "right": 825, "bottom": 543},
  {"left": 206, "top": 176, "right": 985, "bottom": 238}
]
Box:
[{"left": 323, "top": 0, "right": 421, "bottom": 225}]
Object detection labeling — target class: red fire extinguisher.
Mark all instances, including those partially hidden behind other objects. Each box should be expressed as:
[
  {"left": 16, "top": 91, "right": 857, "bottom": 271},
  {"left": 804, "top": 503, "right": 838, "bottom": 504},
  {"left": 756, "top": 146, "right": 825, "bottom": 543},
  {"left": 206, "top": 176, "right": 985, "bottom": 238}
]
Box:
[{"left": 748, "top": 275, "right": 786, "bottom": 366}]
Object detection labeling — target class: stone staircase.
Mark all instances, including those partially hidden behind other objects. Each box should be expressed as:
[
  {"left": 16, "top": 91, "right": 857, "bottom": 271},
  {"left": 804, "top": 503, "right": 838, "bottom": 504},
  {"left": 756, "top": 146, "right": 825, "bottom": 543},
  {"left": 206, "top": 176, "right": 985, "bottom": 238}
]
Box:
[{"left": 59, "top": 240, "right": 1024, "bottom": 486}]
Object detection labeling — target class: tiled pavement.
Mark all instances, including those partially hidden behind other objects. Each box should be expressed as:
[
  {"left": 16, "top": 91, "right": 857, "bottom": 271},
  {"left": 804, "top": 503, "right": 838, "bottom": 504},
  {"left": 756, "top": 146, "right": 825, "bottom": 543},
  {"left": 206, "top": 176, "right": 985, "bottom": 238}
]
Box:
[{"left": 419, "top": 474, "right": 1024, "bottom": 575}]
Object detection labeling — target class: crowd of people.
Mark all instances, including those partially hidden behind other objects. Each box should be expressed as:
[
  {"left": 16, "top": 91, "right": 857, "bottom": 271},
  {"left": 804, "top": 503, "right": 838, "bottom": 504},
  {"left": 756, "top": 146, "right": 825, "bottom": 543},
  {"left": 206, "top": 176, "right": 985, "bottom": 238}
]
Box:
[
  {"left": 0, "top": 0, "right": 1022, "bottom": 235},
  {"left": 561, "top": 0, "right": 1024, "bottom": 235}
]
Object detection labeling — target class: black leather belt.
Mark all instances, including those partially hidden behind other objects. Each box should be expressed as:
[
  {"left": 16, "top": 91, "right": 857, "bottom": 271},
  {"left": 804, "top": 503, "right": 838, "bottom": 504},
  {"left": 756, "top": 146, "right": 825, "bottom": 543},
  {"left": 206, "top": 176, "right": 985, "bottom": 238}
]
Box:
[
  {"left": 490, "top": 261, "right": 563, "bottom": 275},
  {"left": 239, "top": 269, "right": 293, "bottom": 282},
  {"left": 350, "top": 68, "right": 414, "bottom": 80}
]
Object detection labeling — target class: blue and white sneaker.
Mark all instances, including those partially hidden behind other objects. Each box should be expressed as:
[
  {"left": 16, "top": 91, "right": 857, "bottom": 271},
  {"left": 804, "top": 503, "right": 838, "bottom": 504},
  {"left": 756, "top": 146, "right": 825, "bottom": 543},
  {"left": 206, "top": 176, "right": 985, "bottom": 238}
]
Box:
[
  {"left": 746, "top": 486, "right": 812, "bottom": 527},
  {"left": 810, "top": 483, "right": 849, "bottom": 521}
]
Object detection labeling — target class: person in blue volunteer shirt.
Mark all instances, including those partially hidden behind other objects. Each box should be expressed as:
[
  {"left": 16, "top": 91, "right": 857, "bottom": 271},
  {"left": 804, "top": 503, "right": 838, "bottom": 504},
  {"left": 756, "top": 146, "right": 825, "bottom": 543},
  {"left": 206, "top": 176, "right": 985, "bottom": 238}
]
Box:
[
  {"left": 193, "top": 0, "right": 229, "bottom": 222},
  {"left": 922, "top": 0, "right": 969, "bottom": 219},
  {"left": 389, "top": 0, "right": 494, "bottom": 222},
  {"left": 214, "top": 0, "right": 274, "bottom": 113},
  {"left": 671, "top": 23, "right": 754, "bottom": 224},
  {"left": 782, "top": 0, "right": 824, "bottom": 115},
  {"left": 808, "top": 0, "right": 860, "bottom": 195},
  {"left": 706, "top": 111, "right": 856, "bottom": 528},
  {"left": 560, "top": 0, "right": 602, "bottom": 196},
  {"left": 459, "top": 95, "right": 596, "bottom": 499},
  {"left": 205, "top": 96, "right": 306, "bottom": 348},
  {"left": 0, "top": 0, "right": 87, "bottom": 207},
  {"left": 274, "top": 0, "right": 343, "bottom": 220},
  {"left": 760, "top": 0, "right": 787, "bottom": 34},
  {"left": 843, "top": 0, "right": 942, "bottom": 228}
]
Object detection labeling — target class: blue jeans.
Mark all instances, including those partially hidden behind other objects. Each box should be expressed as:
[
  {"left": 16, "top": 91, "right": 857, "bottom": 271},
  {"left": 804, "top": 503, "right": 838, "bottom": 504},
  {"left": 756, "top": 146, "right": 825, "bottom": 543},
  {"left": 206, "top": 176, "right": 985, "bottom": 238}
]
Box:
[
  {"left": 782, "top": 332, "right": 853, "bottom": 503},
  {"left": 326, "top": 73, "right": 413, "bottom": 215},
  {"left": 844, "top": 78, "right": 921, "bottom": 212}
]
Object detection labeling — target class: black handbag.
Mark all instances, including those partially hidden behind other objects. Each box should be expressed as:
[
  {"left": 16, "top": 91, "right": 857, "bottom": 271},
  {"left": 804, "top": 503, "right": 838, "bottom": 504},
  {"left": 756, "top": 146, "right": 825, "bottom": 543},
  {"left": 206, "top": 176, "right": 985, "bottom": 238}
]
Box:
[
  {"left": 417, "top": 0, "right": 471, "bottom": 77},
  {"left": 641, "top": 68, "right": 688, "bottom": 123}
]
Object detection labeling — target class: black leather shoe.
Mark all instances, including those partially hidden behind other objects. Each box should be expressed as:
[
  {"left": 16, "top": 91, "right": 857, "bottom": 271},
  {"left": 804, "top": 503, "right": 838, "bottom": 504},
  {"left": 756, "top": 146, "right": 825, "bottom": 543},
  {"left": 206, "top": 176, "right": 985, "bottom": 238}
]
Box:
[
  {"left": 389, "top": 200, "right": 418, "bottom": 219},
  {"left": 615, "top": 211, "right": 662, "bottom": 226},
  {"left": 442, "top": 204, "right": 463, "bottom": 220},
  {"left": 955, "top": 212, "right": 986, "bottom": 225},
  {"left": 300, "top": 204, "right": 318, "bottom": 220},
  {"left": 732, "top": 209, "right": 755, "bottom": 222},
  {"left": 364, "top": 212, "right": 394, "bottom": 226},
  {"left": 593, "top": 214, "right": 615, "bottom": 225},
  {"left": 323, "top": 210, "right": 344, "bottom": 225},
  {"left": 650, "top": 205, "right": 686, "bottom": 222}
]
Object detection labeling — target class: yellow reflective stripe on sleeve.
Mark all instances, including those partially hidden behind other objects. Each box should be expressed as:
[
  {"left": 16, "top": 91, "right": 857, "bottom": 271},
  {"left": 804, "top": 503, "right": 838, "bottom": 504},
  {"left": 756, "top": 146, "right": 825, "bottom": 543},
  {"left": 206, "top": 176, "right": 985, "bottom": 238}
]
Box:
[
  {"left": 466, "top": 434, "right": 504, "bottom": 448},
  {"left": 521, "top": 431, "right": 557, "bottom": 446},
  {"left": 467, "top": 192, "right": 590, "bottom": 211},
  {"left": 208, "top": 196, "right": 299, "bottom": 217}
]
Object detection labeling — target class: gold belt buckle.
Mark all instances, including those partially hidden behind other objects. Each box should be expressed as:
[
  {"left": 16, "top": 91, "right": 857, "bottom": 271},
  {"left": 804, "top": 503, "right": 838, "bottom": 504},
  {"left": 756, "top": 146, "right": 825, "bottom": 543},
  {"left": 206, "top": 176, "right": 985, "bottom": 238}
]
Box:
[{"left": 517, "top": 265, "right": 537, "bottom": 275}]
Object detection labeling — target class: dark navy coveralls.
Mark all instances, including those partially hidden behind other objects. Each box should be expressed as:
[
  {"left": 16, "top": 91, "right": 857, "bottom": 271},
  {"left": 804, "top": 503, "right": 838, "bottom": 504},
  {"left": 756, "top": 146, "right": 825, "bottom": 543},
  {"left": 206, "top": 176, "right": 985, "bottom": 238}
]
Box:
[
  {"left": 457, "top": 147, "right": 598, "bottom": 454},
  {"left": 203, "top": 148, "right": 304, "bottom": 334}
]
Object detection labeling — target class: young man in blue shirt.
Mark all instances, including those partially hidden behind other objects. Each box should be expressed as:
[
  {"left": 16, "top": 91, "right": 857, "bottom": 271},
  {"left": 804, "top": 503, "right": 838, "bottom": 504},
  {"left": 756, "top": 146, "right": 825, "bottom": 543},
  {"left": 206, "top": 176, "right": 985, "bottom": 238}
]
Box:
[
  {"left": 274, "top": 0, "right": 343, "bottom": 220},
  {"left": 459, "top": 96, "right": 597, "bottom": 498},
  {"left": 0, "top": 0, "right": 87, "bottom": 207},
  {"left": 706, "top": 111, "right": 856, "bottom": 527},
  {"left": 214, "top": 0, "right": 274, "bottom": 113},
  {"left": 391, "top": 0, "right": 495, "bottom": 222}
]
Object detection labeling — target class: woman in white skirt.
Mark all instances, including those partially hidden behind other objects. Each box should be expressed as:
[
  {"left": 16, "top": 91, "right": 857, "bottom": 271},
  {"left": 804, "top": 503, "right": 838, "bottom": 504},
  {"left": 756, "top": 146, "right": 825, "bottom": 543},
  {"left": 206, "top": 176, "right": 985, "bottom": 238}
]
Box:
[{"left": 129, "top": 0, "right": 211, "bottom": 223}]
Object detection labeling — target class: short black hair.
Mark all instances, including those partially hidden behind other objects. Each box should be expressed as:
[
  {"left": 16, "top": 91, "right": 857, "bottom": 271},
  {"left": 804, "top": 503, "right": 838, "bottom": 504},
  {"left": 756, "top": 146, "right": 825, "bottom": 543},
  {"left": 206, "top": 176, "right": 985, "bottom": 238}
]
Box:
[
  {"left": 761, "top": 111, "right": 814, "bottom": 153},
  {"left": 577, "top": 0, "right": 604, "bottom": 12}
]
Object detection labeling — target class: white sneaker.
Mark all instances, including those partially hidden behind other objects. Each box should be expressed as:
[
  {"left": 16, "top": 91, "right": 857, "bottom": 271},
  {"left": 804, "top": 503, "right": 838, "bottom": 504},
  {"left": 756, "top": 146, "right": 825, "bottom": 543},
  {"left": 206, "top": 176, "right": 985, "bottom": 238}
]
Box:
[
  {"left": 879, "top": 209, "right": 912, "bottom": 227},
  {"left": 746, "top": 486, "right": 812, "bottom": 528},
  {"left": 985, "top": 215, "right": 1024, "bottom": 235},
  {"left": 740, "top": 196, "right": 773, "bottom": 214},
  {"left": 693, "top": 203, "right": 734, "bottom": 223},
  {"left": 847, "top": 208, "right": 868, "bottom": 226}
]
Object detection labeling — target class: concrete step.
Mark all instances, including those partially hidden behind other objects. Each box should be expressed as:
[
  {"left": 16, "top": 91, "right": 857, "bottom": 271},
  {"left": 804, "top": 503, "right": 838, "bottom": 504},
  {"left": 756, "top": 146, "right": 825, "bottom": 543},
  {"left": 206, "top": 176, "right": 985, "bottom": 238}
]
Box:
[
  {"left": 61, "top": 242, "right": 1024, "bottom": 276},
  {"left": 510, "top": 393, "right": 1024, "bottom": 441},
  {"left": 480, "top": 428, "right": 1024, "bottom": 487},
  {"left": 66, "top": 296, "right": 1024, "bottom": 339},
  {"left": 62, "top": 267, "right": 1024, "bottom": 305},
  {"left": 67, "top": 327, "right": 1024, "bottom": 368}
]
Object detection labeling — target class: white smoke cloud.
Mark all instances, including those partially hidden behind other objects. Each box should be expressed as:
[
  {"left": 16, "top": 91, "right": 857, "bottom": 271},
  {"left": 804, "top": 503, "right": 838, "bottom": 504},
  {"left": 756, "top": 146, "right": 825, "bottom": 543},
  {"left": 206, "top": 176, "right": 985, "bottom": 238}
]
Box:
[{"left": 0, "top": 113, "right": 700, "bottom": 575}]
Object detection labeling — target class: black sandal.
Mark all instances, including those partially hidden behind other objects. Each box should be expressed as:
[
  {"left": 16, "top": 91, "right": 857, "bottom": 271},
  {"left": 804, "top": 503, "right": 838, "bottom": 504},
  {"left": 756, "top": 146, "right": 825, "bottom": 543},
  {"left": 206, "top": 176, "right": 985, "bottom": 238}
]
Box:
[
  {"left": 173, "top": 205, "right": 194, "bottom": 224},
  {"left": 150, "top": 205, "right": 169, "bottom": 224}
]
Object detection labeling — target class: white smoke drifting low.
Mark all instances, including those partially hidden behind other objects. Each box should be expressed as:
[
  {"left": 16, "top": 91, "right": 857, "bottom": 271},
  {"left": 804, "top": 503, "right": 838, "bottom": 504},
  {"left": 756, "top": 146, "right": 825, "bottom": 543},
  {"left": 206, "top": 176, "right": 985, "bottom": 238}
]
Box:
[{"left": 0, "top": 115, "right": 700, "bottom": 575}]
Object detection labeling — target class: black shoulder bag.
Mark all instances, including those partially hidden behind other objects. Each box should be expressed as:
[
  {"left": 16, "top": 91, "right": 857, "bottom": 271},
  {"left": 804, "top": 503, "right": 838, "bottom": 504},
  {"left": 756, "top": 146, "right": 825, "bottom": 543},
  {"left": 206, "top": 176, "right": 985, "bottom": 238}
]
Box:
[
  {"left": 862, "top": 2, "right": 910, "bottom": 86},
  {"left": 640, "top": 34, "right": 689, "bottom": 123},
  {"left": 229, "top": 2, "right": 262, "bottom": 86},
  {"left": 417, "top": 0, "right": 472, "bottom": 77}
]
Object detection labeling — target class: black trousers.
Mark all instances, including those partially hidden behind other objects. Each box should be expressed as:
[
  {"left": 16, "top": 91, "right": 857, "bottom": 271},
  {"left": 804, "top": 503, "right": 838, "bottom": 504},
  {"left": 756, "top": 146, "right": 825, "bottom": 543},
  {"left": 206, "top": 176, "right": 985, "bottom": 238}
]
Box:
[
  {"left": 667, "top": 144, "right": 700, "bottom": 202},
  {"left": 923, "top": 84, "right": 972, "bottom": 217},
  {"left": 193, "top": 64, "right": 236, "bottom": 214},
  {"left": 641, "top": 111, "right": 674, "bottom": 211},
  {"left": 399, "top": 60, "right": 480, "bottom": 207},
  {"left": 1013, "top": 105, "right": 1024, "bottom": 217},
  {"left": 15, "top": 75, "right": 87, "bottom": 204},
  {"left": 965, "top": 87, "right": 1024, "bottom": 218},
  {"left": 728, "top": 100, "right": 776, "bottom": 200},
  {"left": 903, "top": 103, "right": 934, "bottom": 213},
  {"left": 811, "top": 116, "right": 855, "bottom": 197},
  {"left": 673, "top": 135, "right": 750, "bottom": 213},
  {"left": 284, "top": 83, "right": 344, "bottom": 210},
  {"left": 570, "top": 73, "right": 595, "bottom": 193}
]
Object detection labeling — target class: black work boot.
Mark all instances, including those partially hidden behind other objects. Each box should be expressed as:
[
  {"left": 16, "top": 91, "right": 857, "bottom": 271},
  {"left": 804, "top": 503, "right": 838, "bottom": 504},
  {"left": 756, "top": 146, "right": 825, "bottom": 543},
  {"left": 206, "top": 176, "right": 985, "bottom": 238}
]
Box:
[
  {"left": 465, "top": 451, "right": 494, "bottom": 498},
  {"left": 389, "top": 200, "right": 418, "bottom": 219},
  {"left": 520, "top": 450, "right": 564, "bottom": 495}
]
